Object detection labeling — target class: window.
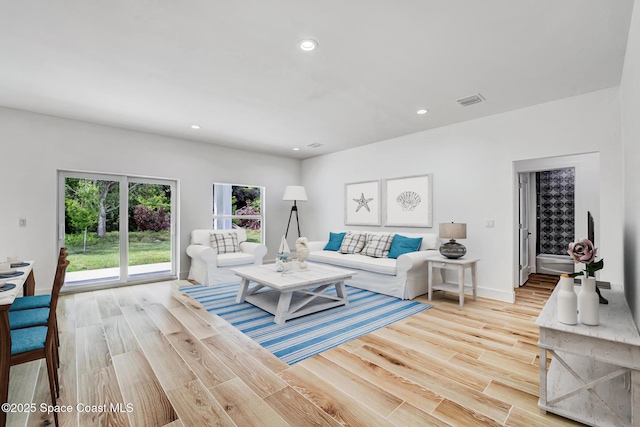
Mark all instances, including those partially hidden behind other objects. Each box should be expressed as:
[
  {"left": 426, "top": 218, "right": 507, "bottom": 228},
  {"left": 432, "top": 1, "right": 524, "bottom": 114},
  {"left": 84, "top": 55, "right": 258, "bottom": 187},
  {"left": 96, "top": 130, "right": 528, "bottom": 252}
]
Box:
[{"left": 213, "top": 183, "right": 264, "bottom": 243}]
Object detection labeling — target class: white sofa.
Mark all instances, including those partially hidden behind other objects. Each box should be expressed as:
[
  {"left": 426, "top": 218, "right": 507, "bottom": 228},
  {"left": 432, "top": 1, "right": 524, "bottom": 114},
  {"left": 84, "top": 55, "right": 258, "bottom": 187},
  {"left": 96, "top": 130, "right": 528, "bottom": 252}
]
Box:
[
  {"left": 306, "top": 231, "right": 441, "bottom": 300},
  {"left": 187, "top": 229, "right": 267, "bottom": 286}
]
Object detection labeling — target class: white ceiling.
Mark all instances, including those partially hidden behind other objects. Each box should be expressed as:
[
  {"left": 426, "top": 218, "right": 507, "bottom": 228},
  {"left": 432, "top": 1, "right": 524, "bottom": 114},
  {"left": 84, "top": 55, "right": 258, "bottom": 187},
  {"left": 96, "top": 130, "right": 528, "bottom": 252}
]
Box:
[{"left": 0, "top": 1, "right": 634, "bottom": 159}]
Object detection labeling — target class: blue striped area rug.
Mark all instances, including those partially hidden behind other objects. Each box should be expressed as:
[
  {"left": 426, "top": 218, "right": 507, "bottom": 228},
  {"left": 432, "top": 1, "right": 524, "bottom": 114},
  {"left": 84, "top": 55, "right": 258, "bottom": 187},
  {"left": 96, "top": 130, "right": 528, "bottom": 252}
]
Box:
[{"left": 180, "top": 283, "right": 431, "bottom": 365}]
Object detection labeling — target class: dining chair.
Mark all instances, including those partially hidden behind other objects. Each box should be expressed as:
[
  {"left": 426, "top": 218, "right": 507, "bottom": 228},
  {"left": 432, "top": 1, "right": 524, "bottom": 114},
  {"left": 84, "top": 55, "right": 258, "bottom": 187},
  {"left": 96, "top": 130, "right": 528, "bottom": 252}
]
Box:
[
  {"left": 9, "top": 253, "right": 69, "bottom": 370},
  {"left": 9, "top": 249, "right": 67, "bottom": 340},
  {"left": 9, "top": 248, "right": 67, "bottom": 312},
  {"left": 9, "top": 259, "right": 69, "bottom": 427}
]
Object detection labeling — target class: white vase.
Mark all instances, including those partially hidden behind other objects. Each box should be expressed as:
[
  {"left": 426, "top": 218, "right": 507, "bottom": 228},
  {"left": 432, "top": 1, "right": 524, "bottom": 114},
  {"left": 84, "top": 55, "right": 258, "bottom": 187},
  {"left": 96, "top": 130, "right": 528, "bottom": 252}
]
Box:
[
  {"left": 578, "top": 276, "right": 599, "bottom": 326},
  {"left": 556, "top": 275, "right": 577, "bottom": 325}
]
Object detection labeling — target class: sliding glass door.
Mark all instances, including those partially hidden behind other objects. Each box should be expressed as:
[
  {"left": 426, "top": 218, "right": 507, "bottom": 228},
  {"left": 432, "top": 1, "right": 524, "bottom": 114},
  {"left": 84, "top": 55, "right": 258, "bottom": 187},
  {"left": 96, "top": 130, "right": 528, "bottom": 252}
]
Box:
[
  {"left": 62, "top": 175, "right": 122, "bottom": 283},
  {"left": 59, "top": 171, "right": 177, "bottom": 288},
  {"left": 127, "top": 179, "right": 173, "bottom": 279}
]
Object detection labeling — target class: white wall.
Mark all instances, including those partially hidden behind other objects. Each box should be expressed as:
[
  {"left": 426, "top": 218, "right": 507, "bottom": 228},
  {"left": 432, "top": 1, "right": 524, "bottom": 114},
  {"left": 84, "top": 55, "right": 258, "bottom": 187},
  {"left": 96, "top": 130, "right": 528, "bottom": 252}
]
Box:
[
  {"left": 302, "top": 88, "right": 623, "bottom": 302},
  {"left": 0, "top": 107, "right": 300, "bottom": 293},
  {"left": 621, "top": 0, "right": 640, "bottom": 330}
]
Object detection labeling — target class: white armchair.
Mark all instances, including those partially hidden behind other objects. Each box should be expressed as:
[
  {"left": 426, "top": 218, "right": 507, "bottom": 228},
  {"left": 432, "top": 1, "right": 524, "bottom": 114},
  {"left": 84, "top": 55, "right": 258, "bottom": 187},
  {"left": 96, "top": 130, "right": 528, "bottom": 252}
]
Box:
[{"left": 186, "top": 229, "right": 267, "bottom": 286}]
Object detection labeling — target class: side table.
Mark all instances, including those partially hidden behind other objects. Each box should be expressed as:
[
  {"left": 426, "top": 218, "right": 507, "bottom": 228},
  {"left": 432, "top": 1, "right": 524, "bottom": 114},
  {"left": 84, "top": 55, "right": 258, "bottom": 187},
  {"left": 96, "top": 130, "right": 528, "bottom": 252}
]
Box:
[{"left": 427, "top": 256, "right": 479, "bottom": 307}]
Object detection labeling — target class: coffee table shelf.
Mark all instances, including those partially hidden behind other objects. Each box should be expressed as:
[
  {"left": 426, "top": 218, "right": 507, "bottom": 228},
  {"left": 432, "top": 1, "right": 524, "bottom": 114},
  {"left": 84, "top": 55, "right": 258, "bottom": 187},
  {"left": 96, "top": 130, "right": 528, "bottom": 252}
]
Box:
[{"left": 232, "top": 264, "right": 355, "bottom": 324}]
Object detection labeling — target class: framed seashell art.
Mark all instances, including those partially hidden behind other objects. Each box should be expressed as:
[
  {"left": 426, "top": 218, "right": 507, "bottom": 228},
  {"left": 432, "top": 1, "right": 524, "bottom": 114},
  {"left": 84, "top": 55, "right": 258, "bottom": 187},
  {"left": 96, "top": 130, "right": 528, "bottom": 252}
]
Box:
[
  {"left": 344, "top": 180, "right": 381, "bottom": 226},
  {"left": 384, "top": 174, "right": 433, "bottom": 227}
]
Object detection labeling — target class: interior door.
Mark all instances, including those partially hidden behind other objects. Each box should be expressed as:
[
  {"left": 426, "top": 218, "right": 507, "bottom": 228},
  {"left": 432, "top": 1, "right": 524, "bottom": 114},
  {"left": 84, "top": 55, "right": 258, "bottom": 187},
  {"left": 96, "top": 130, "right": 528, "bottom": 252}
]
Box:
[{"left": 519, "top": 173, "right": 531, "bottom": 286}]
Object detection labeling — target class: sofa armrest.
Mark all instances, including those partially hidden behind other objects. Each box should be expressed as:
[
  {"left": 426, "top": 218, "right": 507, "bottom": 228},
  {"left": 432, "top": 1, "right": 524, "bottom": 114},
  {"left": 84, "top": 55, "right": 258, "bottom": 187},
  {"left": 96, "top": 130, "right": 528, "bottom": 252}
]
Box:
[
  {"left": 239, "top": 242, "right": 267, "bottom": 264},
  {"left": 396, "top": 250, "right": 437, "bottom": 274},
  {"left": 186, "top": 244, "right": 217, "bottom": 266},
  {"left": 307, "top": 241, "right": 328, "bottom": 252}
]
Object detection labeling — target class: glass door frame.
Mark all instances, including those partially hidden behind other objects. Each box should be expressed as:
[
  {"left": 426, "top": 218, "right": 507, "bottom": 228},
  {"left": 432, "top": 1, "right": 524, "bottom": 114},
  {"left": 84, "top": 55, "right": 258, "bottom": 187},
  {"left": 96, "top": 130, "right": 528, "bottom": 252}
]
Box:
[{"left": 57, "top": 170, "right": 178, "bottom": 291}]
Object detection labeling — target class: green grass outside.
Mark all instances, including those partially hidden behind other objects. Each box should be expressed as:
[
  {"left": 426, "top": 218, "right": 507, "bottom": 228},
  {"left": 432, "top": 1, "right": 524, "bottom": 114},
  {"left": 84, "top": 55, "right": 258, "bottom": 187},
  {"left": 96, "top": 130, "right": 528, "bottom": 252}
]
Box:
[
  {"left": 66, "top": 231, "right": 171, "bottom": 272},
  {"left": 246, "top": 229, "right": 261, "bottom": 243},
  {"left": 65, "top": 229, "right": 261, "bottom": 272}
]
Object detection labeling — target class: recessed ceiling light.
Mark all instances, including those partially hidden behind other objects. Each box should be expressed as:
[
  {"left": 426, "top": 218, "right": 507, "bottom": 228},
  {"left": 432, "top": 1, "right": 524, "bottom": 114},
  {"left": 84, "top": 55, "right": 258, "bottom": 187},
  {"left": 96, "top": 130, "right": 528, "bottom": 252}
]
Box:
[
  {"left": 298, "top": 39, "right": 318, "bottom": 52},
  {"left": 191, "top": 125, "right": 201, "bottom": 129},
  {"left": 416, "top": 109, "right": 429, "bottom": 115},
  {"left": 293, "top": 147, "right": 300, "bottom": 151}
]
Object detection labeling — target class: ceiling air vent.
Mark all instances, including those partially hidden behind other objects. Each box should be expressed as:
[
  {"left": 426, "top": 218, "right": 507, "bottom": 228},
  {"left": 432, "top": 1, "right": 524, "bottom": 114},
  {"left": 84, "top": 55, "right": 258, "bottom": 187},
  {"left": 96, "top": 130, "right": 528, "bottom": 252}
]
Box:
[
  {"left": 456, "top": 93, "right": 485, "bottom": 107},
  {"left": 307, "top": 142, "right": 323, "bottom": 148}
]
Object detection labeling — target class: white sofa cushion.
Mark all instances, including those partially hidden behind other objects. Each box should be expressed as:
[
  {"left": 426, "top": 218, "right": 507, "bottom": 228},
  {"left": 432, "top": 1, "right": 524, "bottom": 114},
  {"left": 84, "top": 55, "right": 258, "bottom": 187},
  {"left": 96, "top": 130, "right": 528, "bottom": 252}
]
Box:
[
  {"left": 217, "top": 252, "right": 256, "bottom": 267},
  {"left": 307, "top": 251, "right": 397, "bottom": 275},
  {"left": 210, "top": 231, "right": 239, "bottom": 254}
]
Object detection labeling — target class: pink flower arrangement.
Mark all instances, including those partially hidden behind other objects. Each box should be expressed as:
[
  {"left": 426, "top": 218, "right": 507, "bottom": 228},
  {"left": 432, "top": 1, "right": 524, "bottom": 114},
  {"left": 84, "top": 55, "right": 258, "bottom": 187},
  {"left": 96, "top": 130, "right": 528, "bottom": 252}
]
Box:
[{"left": 567, "top": 238, "right": 604, "bottom": 277}]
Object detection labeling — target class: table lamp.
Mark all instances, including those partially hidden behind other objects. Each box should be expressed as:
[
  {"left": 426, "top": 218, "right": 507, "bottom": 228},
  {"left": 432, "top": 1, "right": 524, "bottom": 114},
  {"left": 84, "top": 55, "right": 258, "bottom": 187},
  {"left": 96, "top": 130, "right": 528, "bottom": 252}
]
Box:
[{"left": 439, "top": 222, "right": 467, "bottom": 259}]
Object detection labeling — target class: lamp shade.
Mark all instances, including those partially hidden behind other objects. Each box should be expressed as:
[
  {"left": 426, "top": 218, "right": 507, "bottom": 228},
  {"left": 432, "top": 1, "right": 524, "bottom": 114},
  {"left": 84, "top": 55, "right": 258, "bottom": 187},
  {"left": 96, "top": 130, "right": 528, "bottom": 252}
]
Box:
[
  {"left": 283, "top": 186, "right": 308, "bottom": 201},
  {"left": 439, "top": 223, "right": 467, "bottom": 240}
]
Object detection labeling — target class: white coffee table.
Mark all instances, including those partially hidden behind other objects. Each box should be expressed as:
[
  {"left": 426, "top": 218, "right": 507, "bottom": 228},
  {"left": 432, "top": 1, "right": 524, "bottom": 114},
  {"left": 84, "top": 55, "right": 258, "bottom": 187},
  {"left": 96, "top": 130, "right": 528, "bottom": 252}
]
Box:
[{"left": 232, "top": 264, "right": 355, "bottom": 324}]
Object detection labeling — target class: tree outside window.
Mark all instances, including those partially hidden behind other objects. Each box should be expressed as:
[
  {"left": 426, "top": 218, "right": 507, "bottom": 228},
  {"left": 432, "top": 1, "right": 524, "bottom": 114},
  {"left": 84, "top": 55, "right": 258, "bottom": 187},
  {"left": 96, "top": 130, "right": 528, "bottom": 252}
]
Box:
[{"left": 213, "top": 183, "right": 263, "bottom": 243}]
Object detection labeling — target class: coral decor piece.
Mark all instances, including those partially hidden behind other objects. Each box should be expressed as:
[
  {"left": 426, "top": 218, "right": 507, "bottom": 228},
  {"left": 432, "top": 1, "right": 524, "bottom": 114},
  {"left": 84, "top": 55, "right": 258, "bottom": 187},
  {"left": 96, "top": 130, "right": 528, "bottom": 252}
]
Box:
[
  {"left": 295, "top": 237, "right": 310, "bottom": 262},
  {"left": 295, "top": 237, "right": 310, "bottom": 268}
]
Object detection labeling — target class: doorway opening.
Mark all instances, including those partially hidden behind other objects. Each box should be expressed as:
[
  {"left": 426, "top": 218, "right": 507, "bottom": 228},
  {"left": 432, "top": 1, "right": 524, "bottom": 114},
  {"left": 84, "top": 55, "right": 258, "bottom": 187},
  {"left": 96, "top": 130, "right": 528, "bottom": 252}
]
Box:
[
  {"left": 535, "top": 168, "right": 575, "bottom": 276},
  {"left": 513, "top": 153, "right": 599, "bottom": 288}
]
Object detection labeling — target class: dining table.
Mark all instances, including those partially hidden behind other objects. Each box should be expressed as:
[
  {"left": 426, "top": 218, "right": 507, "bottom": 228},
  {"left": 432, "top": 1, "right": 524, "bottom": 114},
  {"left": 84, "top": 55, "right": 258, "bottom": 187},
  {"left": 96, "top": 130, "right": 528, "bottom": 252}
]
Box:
[{"left": 0, "top": 261, "right": 35, "bottom": 427}]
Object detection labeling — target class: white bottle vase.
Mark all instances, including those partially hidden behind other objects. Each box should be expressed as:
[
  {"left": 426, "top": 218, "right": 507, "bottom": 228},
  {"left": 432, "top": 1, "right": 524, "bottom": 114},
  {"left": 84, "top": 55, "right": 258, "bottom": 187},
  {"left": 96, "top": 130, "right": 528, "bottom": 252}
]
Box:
[
  {"left": 556, "top": 275, "right": 577, "bottom": 325},
  {"left": 578, "top": 276, "right": 599, "bottom": 326}
]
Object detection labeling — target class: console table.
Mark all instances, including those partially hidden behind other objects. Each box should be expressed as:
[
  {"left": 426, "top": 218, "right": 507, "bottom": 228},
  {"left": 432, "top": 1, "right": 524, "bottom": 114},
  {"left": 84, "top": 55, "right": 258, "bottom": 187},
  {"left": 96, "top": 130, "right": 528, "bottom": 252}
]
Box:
[{"left": 536, "top": 284, "right": 640, "bottom": 426}]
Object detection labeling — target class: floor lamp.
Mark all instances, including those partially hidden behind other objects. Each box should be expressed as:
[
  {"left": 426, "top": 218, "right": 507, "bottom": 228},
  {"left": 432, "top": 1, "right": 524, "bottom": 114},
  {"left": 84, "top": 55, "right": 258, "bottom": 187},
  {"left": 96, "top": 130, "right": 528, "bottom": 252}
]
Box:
[{"left": 283, "top": 186, "right": 307, "bottom": 238}]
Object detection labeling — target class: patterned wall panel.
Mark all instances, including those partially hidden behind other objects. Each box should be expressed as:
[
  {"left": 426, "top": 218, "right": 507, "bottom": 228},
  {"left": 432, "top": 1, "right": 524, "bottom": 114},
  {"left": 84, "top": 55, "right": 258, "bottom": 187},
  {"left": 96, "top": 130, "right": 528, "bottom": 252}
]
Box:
[{"left": 536, "top": 168, "right": 575, "bottom": 256}]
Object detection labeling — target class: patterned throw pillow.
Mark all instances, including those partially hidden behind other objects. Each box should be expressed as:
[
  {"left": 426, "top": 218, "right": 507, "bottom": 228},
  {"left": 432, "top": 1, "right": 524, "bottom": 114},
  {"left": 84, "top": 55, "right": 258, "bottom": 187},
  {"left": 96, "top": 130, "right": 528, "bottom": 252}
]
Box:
[
  {"left": 210, "top": 231, "right": 239, "bottom": 254},
  {"left": 361, "top": 233, "right": 395, "bottom": 258},
  {"left": 339, "top": 232, "right": 367, "bottom": 254}
]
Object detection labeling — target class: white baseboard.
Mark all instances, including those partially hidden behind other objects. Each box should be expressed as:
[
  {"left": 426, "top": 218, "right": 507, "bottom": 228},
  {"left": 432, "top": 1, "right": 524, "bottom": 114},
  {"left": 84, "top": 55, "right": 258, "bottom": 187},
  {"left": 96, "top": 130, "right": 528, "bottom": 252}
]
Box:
[{"left": 477, "top": 287, "right": 516, "bottom": 303}]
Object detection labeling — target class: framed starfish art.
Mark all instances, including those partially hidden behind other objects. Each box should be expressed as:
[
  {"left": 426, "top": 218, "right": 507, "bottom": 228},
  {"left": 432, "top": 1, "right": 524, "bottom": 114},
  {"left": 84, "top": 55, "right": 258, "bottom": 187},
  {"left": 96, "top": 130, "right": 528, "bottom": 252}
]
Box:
[{"left": 344, "top": 180, "right": 381, "bottom": 226}]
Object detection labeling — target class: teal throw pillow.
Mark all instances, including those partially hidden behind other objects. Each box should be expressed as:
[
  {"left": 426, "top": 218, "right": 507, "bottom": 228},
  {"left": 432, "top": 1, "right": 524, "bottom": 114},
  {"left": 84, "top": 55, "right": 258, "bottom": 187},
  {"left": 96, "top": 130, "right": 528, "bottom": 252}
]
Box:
[
  {"left": 324, "top": 232, "right": 346, "bottom": 251},
  {"left": 388, "top": 235, "right": 423, "bottom": 259}
]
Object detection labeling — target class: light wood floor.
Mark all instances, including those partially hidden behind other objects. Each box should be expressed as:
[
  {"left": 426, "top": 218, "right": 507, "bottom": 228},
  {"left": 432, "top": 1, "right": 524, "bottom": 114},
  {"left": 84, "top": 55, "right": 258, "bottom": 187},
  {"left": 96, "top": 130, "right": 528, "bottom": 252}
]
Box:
[{"left": 6, "top": 274, "right": 583, "bottom": 427}]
